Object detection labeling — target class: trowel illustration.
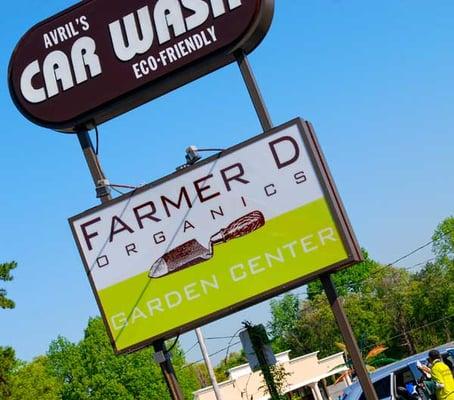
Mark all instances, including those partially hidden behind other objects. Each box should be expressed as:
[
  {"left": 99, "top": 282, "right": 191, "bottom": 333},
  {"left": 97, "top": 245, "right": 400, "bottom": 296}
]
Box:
[{"left": 149, "top": 211, "right": 266, "bottom": 278}]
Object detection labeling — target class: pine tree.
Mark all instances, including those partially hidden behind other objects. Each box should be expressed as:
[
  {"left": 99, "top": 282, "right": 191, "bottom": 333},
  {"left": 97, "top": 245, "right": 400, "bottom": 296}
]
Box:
[{"left": 0, "top": 261, "right": 17, "bottom": 309}]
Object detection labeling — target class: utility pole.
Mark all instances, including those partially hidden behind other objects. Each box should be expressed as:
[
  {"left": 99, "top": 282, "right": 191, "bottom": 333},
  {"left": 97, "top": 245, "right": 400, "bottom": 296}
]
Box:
[{"left": 196, "top": 328, "right": 223, "bottom": 400}]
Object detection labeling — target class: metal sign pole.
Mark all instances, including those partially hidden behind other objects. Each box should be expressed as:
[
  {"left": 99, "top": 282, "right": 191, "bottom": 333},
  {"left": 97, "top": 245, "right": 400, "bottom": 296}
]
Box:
[
  {"left": 76, "top": 131, "right": 184, "bottom": 400},
  {"left": 321, "top": 274, "right": 378, "bottom": 400},
  {"left": 235, "top": 50, "right": 273, "bottom": 132},
  {"left": 153, "top": 340, "right": 185, "bottom": 400},
  {"left": 76, "top": 131, "right": 111, "bottom": 204},
  {"left": 234, "top": 57, "right": 378, "bottom": 400},
  {"left": 196, "top": 328, "right": 223, "bottom": 400}
]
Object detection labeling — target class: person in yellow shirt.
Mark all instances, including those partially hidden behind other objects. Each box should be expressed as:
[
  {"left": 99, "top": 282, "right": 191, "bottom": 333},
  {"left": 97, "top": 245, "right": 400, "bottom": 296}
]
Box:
[{"left": 429, "top": 349, "right": 454, "bottom": 400}]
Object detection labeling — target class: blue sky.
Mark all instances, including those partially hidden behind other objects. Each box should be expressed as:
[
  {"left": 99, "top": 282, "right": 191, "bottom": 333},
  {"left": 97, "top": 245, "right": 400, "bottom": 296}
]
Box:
[{"left": 1, "top": 0, "right": 453, "bottom": 365}]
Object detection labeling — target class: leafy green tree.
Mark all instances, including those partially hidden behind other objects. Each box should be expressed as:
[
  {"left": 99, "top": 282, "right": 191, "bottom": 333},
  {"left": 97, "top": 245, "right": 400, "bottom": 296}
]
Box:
[
  {"left": 291, "top": 293, "right": 341, "bottom": 358},
  {"left": 0, "top": 262, "right": 17, "bottom": 310},
  {"left": 9, "top": 356, "right": 61, "bottom": 400},
  {"left": 0, "top": 346, "right": 17, "bottom": 399},
  {"left": 268, "top": 260, "right": 424, "bottom": 359},
  {"left": 214, "top": 351, "right": 247, "bottom": 382},
  {"left": 190, "top": 362, "right": 211, "bottom": 388},
  {"left": 307, "top": 249, "right": 379, "bottom": 300},
  {"left": 411, "top": 260, "right": 454, "bottom": 347},
  {"left": 268, "top": 294, "right": 300, "bottom": 353},
  {"left": 47, "top": 317, "right": 198, "bottom": 400},
  {"left": 432, "top": 216, "right": 454, "bottom": 261},
  {"left": 363, "top": 266, "right": 417, "bottom": 356}
]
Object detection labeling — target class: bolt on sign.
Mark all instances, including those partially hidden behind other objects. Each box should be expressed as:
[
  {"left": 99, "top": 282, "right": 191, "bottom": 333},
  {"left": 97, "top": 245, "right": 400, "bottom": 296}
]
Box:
[
  {"left": 8, "top": 0, "right": 274, "bottom": 132},
  {"left": 69, "top": 119, "right": 362, "bottom": 354}
]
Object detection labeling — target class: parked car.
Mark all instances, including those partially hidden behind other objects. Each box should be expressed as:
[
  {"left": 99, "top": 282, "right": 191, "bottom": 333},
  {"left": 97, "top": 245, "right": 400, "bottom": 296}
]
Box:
[{"left": 342, "top": 343, "right": 454, "bottom": 400}]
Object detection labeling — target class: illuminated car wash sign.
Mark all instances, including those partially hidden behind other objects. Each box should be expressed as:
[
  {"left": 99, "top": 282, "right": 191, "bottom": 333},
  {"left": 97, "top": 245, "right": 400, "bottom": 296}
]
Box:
[
  {"left": 9, "top": 0, "right": 274, "bottom": 132},
  {"left": 69, "top": 119, "right": 362, "bottom": 354}
]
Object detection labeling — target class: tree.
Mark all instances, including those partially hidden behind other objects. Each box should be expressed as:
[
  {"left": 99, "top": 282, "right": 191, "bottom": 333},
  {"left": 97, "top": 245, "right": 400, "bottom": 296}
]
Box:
[
  {"left": 9, "top": 356, "right": 61, "bottom": 400},
  {"left": 47, "top": 317, "right": 198, "bottom": 400},
  {"left": 268, "top": 294, "right": 300, "bottom": 354},
  {"left": 0, "top": 346, "right": 17, "bottom": 399},
  {"left": 360, "top": 266, "right": 417, "bottom": 356},
  {"left": 291, "top": 293, "right": 342, "bottom": 358},
  {"left": 0, "top": 262, "right": 17, "bottom": 310},
  {"left": 432, "top": 216, "right": 454, "bottom": 261},
  {"left": 190, "top": 362, "right": 211, "bottom": 388},
  {"left": 411, "top": 260, "right": 454, "bottom": 348},
  {"left": 214, "top": 351, "right": 247, "bottom": 382},
  {"left": 307, "top": 249, "right": 379, "bottom": 300},
  {"left": 267, "top": 260, "right": 421, "bottom": 360}
]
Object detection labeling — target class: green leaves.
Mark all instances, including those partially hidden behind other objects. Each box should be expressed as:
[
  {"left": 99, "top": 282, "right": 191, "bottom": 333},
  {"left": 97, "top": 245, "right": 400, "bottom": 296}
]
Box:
[
  {"left": 0, "top": 317, "right": 199, "bottom": 399},
  {"left": 0, "top": 261, "right": 17, "bottom": 310},
  {"left": 0, "top": 346, "right": 17, "bottom": 399},
  {"left": 432, "top": 216, "right": 454, "bottom": 261},
  {"left": 268, "top": 294, "right": 300, "bottom": 354},
  {"left": 214, "top": 351, "right": 247, "bottom": 381},
  {"left": 46, "top": 317, "right": 198, "bottom": 400},
  {"left": 9, "top": 356, "right": 61, "bottom": 400}
]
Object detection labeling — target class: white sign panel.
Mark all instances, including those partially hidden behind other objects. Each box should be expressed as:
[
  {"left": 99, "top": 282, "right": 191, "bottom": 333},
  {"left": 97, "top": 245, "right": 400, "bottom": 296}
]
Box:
[{"left": 69, "top": 118, "right": 361, "bottom": 353}]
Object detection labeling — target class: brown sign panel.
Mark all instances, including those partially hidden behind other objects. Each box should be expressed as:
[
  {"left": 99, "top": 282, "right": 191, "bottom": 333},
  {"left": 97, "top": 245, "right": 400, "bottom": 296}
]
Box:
[{"left": 9, "top": 0, "right": 274, "bottom": 132}]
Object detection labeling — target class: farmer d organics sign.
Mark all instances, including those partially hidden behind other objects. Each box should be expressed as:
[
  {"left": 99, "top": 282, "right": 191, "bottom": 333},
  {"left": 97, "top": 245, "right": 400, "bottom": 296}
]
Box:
[
  {"left": 69, "top": 119, "right": 362, "bottom": 354},
  {"left": 9, "top": 0, "right": 274, "bottom": 132}
]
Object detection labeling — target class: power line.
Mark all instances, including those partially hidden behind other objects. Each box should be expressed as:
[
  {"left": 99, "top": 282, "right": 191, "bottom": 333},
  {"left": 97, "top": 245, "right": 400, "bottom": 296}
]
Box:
[
  {"left": 382, "top": 313, "right": 454, "bottom": 345},
  {"left": 385, "top": 228, "right": 452, "bottom": 268},
  {"left": 333, "top": 229, "right": 453, "bottom": 293},
  {"left": 359, "top": 313, "right": 454, "bottom": 354},
  {"left": 205, "top": 335, "right": 239, "bottom": 341},
  {"left": 301, "top": 252, "right": 447, "bottom": 299},
  {"left": 223, "top": 329, "right": 243, "bottom": 365},
  {"left": 180, "top": 341, "right": 242, "bottom": 371},
  {"left": 385, "top": 241, "right": 435, "bottom": 268},
  {"left": 276, "top": 259, "right": 430, "bottom": 302},
  {"left": 183, "top": 341, "right": 199, "bottom": 357},
  {"left": 273, "top": 232, "right": 450, "bottom": 302}
]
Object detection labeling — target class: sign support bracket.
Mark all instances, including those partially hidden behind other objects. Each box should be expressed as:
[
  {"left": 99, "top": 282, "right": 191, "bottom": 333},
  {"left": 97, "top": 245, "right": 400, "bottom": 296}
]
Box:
[
  {"left": 321, "top": 274, "right": 378, "bottom": 400},
  {"left": 234, "top": 55, "right": 377, "bottom": 400},
  {"left": 76, "top": 130, "right": 184, "bottom": 400}
]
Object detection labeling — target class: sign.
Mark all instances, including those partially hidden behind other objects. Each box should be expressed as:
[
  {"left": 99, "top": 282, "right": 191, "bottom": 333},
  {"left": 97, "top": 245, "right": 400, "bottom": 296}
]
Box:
[
  {"left": 69, "top": 119, "right": 362, "bottom": 354},
  {"left": 9, "top": 0, "right": 274, "bottom": 132}
]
